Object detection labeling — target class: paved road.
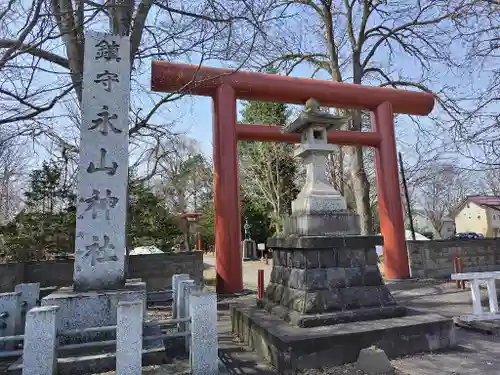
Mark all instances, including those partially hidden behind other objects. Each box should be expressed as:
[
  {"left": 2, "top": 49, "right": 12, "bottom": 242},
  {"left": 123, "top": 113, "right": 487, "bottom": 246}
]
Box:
[
  {"left": 388, "top": 280, "right": 500, "bottom": 375},
  {"left": 204, "top": 255, "right": 272, "bottom": 289}
]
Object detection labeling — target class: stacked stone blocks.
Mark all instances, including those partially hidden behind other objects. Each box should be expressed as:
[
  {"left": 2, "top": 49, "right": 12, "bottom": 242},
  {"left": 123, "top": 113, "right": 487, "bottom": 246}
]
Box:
[
  {"left": 264, "top": 236, "right": 405, "bottom": 327},
  {"left": 407, "top": 238, "right": 500, "bottom": 279}
]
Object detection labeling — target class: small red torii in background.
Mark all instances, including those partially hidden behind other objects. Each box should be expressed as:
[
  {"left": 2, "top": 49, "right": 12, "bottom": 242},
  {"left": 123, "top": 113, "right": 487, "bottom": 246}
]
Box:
[{"left": 151, "top": 62, "right": 435, "bottom": 294}]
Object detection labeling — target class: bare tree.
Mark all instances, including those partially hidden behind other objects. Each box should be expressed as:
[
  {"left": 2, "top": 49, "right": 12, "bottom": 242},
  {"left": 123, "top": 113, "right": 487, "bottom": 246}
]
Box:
[
  {"left": 480, "top": 169, "right": 500, "bottom": 196},
  {"left": 239, "top": 141, "right": 298, "bottom": 232},
  {"left": 450, "top": 0, "right": 499, "bottom": 167},
  {"left": 151, "top": 136, "right": 212, "bottom": 213},
  {"left": 254, "top": 0, "right": 466, "bottom": 234},
  {"left": 0, "top": 135, "right": 27, "bottom": 223},
  {"left": 0, "top": 0, "right": 283, "bottom": 162},
  {"left": 412, "top": 163, "right": 473, "bottom": 235}
]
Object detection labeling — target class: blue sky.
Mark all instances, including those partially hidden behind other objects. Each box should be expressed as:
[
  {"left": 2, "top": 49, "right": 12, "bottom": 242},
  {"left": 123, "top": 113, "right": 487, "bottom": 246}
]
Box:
[
  {"left": 137, "top": 3, "right": 493, "bottom": 169},
  {"left": 15, "top": 1, "right": 495, "bottom": 175},
  {"left": 158, "top": 63, "right": 318, "bottom": 157}
]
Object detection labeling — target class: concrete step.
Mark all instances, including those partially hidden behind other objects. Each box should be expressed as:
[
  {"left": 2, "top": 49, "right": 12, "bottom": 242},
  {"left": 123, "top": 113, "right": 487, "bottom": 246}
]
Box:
[{"left": 6, "top": 347, "right": 168, "bottom": 375}]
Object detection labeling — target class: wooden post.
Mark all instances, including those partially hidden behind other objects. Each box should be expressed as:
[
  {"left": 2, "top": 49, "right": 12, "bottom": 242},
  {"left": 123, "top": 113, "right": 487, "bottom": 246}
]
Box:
[
  {"left": 372, "top": 102, "right": 410, "bottom": 279},
  {"left": 213, "top": 84, "right": 243, "bottom": 294},
  {"left": 257, "top": 270, "right": 264, "bottom": 300}
]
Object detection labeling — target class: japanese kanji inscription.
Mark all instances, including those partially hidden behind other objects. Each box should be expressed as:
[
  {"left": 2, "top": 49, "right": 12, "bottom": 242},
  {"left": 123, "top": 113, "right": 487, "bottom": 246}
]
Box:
[
  {"left": 77, "top": 234, "right": 118, "bottom": 266},
  {"left": 95, "top": 39, "right": 121, "bottom": 62},
  {"left": 78, "top": 189, "right": 119, "bottom": 220},
  {"left": 89, "top": 105, "right": 121, "bottom": 135},
  {"left": 87, "top": 148, "right": 118, "bottom": 175},
  {"left": 73, "top": 31, "right": 131, "bottom": 292},
  {"left": 94, "top": 71, "right": 119, "bottom": 92}
]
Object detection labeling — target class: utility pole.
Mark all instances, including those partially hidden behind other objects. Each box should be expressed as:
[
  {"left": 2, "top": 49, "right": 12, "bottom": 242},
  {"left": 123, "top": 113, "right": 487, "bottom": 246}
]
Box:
[{"left": 398, "top": 152, "right": 416, "bottom": 241}]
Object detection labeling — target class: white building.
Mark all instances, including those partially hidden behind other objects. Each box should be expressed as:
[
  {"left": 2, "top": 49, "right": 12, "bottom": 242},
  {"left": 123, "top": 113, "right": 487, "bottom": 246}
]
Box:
[{"left": 406, "top": 210, "right": 455, "bottom": 239}]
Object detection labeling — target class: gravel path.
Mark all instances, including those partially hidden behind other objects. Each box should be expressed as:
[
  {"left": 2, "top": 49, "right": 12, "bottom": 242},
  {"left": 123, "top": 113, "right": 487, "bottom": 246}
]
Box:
[{"left": 296, "top": 364, "right": 408, "bottom": 375}]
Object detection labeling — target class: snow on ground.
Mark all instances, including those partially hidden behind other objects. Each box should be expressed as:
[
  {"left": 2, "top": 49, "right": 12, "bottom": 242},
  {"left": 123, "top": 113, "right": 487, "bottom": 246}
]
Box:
[
  {"left": 376, "top": 230, "right": 429, "bottom": 256},
  {"left": 129, "top": 246, "right": 164, "bottom": 255}
]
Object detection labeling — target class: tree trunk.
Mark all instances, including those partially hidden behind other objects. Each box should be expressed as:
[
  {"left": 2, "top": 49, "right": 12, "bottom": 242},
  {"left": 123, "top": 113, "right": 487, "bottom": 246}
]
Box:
[{"left": 348, "top": 109, "right": 373, "bottom": 234}]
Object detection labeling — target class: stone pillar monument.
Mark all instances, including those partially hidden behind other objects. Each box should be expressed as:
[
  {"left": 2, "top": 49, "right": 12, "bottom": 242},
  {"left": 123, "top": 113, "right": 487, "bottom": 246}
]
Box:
[
  {"left": 73, "top": 31, "right": 130, "bottom": 292},
  {"left": 231, "top": 99, "right": 455, "bottom": 373},
  {"left": 41, "top": 31, "right": 146, "bottom": 337}
]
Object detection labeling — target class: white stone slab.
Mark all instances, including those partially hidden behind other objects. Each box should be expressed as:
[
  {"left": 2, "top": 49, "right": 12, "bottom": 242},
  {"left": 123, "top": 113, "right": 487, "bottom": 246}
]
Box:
[
  {"left": 172, "top": 274, "right": 189, "bottom": 318},
  {"left": 190, "top": 292, "right": 218, "bottom": 375},
  {"left": 116, "top": 301, "right": 143, "bottom": 375},
  {"left": 459, "top": 313, "right": 500, "bottom": 322},
  {"left": 0, "top": 292, "right": 21, "bottom": 350},
  {"left": 22, "top": 306, "right": 58, "bottom": 375},
  {"left": 74, "top": 31, "right": 131, "bottom": 292},
  {"left": 451, "top": 271, "right": 500, "bottom": 280},
  {"left": 487, "top": 278, "right": 499, "bottom": 313}
]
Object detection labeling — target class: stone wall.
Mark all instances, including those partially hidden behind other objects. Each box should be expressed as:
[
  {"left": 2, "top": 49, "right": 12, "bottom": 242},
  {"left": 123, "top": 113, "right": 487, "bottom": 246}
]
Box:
[
  {"left": 407, "top": 238, "right": 500, "bottom": 278},
  {"left": 0, "top": 251, "right": 203, "bottom": 292}
]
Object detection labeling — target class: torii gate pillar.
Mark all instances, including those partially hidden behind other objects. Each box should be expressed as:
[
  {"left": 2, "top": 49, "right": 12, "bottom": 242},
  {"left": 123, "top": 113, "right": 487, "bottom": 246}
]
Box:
[{"left": 151, "top": 62, "right": 435, "bottom": 294}]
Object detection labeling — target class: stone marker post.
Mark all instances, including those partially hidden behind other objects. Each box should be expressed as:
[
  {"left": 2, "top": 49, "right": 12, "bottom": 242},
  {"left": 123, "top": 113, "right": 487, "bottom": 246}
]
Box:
[
  {"left": 116, "top": 301, "right": 143, "bottom": 375},
  {"left": 172, "top": 274, "right": 189, "bottom": 318},
  {"left": 22, "top": 306, "right": 59, "bottom": 375},
  {"left": 73, "top": 31, "right": 131, "bottom": 292},
  {"left": 15, "top": 283, "right": 40, "bottom": 334},
  {"left": 0, "top": 292, "right": 21, "bottom": 350},
  {"left": 184, "top": 284, "right": 203, "bottom": 351},
  {"left": 177, "top": 279, "right": 195, "bottom": 330},
  {"left": 190, "top": 292, "right": 218, "bottom": 375}
]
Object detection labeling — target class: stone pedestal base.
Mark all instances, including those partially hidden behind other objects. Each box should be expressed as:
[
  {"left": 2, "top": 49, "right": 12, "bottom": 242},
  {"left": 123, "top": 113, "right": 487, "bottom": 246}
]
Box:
[
  {"left": 242, "top": 239, "right": 257, "bottom": 261},
  {"left": 41, "top": 279, "right": 155, "bottom": 345},
  {"left": 283, "top": 211, "right": 360, "bottom": 236},
  {"left": 231, "top": 302, "right": 456, "bottom": 374},
  {"left": 265, "top": 236, "right": 403, "bottom": 327}
]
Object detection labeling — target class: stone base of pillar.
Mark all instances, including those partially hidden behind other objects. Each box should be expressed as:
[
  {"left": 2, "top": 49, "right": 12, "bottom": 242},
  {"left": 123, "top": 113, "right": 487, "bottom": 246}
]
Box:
[
  {"left": 283, "top": 210, "right": 360, "bottom": 236},
  {"left": 41, "top": 279, "right": 152, "bottom": 346},
  {"left": 231, "top": 234, "right": 456, "bottom": 372},
  {"left": 231, "top": 301, "right": 456, "bottom": 373},
  {"left": 241, "top": 239, "right": 258, "bottom": 261},
  {"left": 264, "top": 236, "right": 404, "bottom": 327}
]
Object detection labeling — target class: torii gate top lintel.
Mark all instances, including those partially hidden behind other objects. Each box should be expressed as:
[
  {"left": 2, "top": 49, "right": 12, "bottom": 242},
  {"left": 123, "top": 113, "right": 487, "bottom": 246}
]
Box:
[
  {"left": 150, "top": 60, "right": 430, "bottom": 294},
  {"left": 151, "top": 61, "right": 435, "bottom": 116}
]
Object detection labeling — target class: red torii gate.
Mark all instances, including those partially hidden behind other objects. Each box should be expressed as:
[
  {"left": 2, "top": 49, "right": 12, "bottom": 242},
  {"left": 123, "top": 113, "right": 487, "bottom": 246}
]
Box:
[{"left": 151, "top": 62, "right": 435, "bottom": 294}]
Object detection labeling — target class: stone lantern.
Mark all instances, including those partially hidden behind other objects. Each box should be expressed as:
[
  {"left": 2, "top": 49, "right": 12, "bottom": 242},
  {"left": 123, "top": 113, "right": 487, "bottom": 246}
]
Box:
[
  {"left": 282, "top": 98, "right": 359, "bottom": 236},
  {"left": 179, "top": 212, "right": 202, "bottom": 251},
  {"left": 261, "top": 98, "right": 402, "bottom": 327},
  {"left": 232, "top": 104, "right": 455, "bottom": 375}
]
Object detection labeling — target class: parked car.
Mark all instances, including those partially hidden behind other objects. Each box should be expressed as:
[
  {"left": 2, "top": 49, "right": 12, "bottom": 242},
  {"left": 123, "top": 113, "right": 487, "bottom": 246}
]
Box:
[{"left": 454, "top": 232, "right": 482, "bottom": 239}]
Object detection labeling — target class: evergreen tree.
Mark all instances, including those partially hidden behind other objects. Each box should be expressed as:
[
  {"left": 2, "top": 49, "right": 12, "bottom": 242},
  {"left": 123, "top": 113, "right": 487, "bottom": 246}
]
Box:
[
  {"left": 24, "top": 160, "right": 75, "bottom": 214},
  {"left": 239, "top": 70, "right": 299, "bottom": 234},
  {"left": 1, "top": 164, "right": 183, "bottom": 260},
  {"left": 127, "top": 180, "right": 181, "bottom": 251},
  {"left": 2, "top": 160, "right": 76, "bottom": 260}
]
